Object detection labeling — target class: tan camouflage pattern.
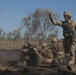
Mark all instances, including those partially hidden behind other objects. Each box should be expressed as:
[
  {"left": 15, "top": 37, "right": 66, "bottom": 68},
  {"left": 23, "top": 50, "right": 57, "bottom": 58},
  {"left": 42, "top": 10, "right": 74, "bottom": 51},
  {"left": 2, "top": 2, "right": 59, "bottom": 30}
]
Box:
[
  {"left": 50, "top": 18, "right": 76, "bottom": 66},
  {"left": 39, "top": 46, "right": 53, "bottom": 64},
  {"left": 64, "top": 11, "right": 71, "bottom": 17},
  {"left": 63, "top": 38, "right": 75, "bottom": 65},
  {"left": 51, "top": 42, "right": 64, "bottom": 63}
]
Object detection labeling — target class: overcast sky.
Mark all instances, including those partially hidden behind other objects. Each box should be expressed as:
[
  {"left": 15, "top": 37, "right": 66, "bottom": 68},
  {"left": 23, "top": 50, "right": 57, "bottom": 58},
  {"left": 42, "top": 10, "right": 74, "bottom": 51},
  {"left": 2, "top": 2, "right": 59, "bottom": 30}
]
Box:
[{"left": 0, "top": 0, "right": 76, "bottom": 39}]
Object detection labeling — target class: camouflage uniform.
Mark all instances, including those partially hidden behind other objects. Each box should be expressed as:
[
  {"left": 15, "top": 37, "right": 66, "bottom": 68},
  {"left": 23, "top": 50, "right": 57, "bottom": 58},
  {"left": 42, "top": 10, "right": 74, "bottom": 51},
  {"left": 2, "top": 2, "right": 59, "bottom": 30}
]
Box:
[
  {"left": 20, "top": 42, "right": 38, "bottom": 66},
  {"left": 49, "top": 11, "right": 76, "bottom": 70},
  {"left": 50, "top": 38, "right": 64, "bottom": 64},
  {"left": 38, "top": 43, "right": 53, "bottom": 64},
  {"left": 20, "top": 42, "right": 31, "bottom": 61}
]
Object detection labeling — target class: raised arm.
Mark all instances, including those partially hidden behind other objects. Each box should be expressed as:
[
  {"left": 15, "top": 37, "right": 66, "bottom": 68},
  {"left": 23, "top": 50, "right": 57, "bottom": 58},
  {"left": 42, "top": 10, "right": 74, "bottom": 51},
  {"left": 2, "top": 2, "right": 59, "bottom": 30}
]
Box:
[{"left": 48, "top": 12, "right": 62, "bottom": 26}]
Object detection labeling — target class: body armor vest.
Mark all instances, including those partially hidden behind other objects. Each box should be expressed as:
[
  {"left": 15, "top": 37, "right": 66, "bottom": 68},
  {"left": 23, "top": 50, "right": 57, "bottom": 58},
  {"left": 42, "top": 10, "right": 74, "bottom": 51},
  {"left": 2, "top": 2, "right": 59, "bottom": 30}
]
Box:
[{"left": 62, "top": 21, "right": 75, "bottom": 39}]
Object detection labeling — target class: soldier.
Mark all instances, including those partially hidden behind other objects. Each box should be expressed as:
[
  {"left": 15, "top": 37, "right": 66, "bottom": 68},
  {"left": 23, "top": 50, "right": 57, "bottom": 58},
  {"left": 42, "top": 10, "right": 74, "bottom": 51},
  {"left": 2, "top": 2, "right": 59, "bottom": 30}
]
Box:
[
  {"left": 35, "top": 43, "right": 53, "bottom": 65},
  {"left": 20, "top": 42, "right": 31, "bottom": 61},
  {"left": 48, "top": 11, "right": 76, "bottom": 71},
  {"left": 28, "top": 44, "right": 38, "bottom": 66},
  {"left": 50, "top": 38, "right": 64, "bottom": 66},
  {"left": 20, "top": 42, "right": 38, "bottom": 66}
]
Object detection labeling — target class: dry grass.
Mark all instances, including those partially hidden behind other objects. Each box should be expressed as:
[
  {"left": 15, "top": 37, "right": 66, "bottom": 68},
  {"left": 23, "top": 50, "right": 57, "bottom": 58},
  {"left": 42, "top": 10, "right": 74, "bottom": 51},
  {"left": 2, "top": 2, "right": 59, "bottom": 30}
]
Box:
[
  {"left": 0, "top": 39, "right": 24, "bottom": 50},
  {"left": 0, "top": 39, "right": 40, "bottom": 50}
]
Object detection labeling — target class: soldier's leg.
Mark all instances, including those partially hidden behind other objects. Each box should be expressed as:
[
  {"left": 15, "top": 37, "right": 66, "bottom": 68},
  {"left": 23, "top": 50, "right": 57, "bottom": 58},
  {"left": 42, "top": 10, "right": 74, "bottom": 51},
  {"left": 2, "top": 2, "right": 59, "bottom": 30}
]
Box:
[
  {"left": 20, "top": 51, "right": 25, "bottom": 61},
  {"left": 29, "top": 55, "right": 38, "bottom": 66},
  {"left": 67, "top": 42, "right": 76, "bottom": 71},
  {"left": 68, "top": 44, "right": 75, "bottom": 66},
  {"left": 63, "top": 39, "right": 69, "bottom": 63},
  {"left": 51, "top": 57, "right": 60, "bottom": 68},
  {"left": 46, "top": 58, "right": 53, "bottom": 64}
]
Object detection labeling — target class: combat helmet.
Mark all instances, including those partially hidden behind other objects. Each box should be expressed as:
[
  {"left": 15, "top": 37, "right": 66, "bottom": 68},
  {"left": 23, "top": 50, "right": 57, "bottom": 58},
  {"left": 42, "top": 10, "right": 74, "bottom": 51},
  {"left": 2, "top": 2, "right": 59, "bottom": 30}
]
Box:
[
  {"left": 22, "top": 42, "right": 31, "bottom": 49},
  {"left": 63, "top": 11, "right": 71, "bottom": 18},
  {"left": 52, "top": 38, "right": 57, "bottom": 42},
  {"left": 42, "top": 42, "right": 47, "bottom": 48}
]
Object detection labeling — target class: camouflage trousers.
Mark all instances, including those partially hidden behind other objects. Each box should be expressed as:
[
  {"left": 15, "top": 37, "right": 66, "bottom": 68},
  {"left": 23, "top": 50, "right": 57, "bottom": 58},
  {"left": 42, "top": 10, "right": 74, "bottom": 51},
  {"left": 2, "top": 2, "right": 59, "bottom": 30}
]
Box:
[
  {"left": 53, "top": 53, "right": 64, "bottom": 64},
  {"left": 38, "top": 57, "right": 53, "bottom": 65},
  {"left": 20, "top": 52, "right": 38, "bottom": 66},
  {"left": 63, "top": 38, "right": 75, "bottom": 66}
]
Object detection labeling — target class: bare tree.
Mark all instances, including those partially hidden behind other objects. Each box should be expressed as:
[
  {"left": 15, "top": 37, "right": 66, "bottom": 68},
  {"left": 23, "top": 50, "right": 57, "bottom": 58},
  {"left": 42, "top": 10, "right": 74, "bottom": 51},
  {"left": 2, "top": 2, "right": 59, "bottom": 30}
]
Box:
[
  {"left": 22, "top": 8, "right": 59, "bottom": 45},
  {"left": 47, "top": 28, "right": 58, "bottom": 42},
  {"left": 6, "top": 27, "right": 22, "bottom": 41},
  {"left": 22, "top": 16, "right": 33, "bottom": 42},
  {"left": 53, "top": 28, "right": 58, "bottom": 38},
  {"left": 0, "top": 27, "right": 6, "bottom": 39},
  {"left": 6, "top": 32, "right": 13, "bottom": 40}
]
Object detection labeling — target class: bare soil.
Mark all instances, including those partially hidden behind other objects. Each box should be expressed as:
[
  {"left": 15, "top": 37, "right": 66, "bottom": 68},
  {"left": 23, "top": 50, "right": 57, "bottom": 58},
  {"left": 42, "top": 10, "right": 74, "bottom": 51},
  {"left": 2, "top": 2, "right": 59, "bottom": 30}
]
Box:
[{"left": 0, "top": 49, "right": 76, "bottom": 75}]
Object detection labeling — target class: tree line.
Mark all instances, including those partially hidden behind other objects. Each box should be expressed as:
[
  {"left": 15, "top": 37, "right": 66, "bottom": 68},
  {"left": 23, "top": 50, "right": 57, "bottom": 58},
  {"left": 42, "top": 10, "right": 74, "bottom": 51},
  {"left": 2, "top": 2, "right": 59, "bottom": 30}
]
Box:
[{"left": 0, "top": 8, "right": 59, "bottom": 45}]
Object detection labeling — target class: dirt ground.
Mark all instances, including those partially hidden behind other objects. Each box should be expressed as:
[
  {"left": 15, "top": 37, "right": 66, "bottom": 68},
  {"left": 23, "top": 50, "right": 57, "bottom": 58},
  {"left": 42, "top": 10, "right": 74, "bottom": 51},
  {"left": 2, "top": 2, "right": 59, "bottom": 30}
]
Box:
[{"left": 0, "top": 49, "right": 76, "bottom": 75}]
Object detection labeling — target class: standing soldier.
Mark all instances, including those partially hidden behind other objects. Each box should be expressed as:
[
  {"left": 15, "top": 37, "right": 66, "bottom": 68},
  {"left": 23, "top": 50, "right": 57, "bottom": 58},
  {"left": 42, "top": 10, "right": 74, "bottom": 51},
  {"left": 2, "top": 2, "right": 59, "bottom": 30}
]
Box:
[
  {"left": 50, "top": 38, "right": 64, "bottom": 66},
  {"left": 48, "top": 11, "right": 76, "bottom": 71}
]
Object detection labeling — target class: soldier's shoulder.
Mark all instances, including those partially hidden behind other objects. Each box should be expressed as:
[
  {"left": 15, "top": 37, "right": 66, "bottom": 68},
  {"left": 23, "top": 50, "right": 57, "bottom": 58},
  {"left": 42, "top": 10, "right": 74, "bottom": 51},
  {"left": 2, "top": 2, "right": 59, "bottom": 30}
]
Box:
[{"left": 60, "top": 21, "right": 65, "bottom": 26}]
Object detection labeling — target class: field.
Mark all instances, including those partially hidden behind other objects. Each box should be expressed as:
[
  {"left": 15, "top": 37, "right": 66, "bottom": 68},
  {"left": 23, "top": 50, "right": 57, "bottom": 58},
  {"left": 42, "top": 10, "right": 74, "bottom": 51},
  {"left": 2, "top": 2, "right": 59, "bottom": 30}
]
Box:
[
  {"left": 0, "top": 40, "right": 76, "bottom": 75},
  {"left": 0, "top": 39, "right": 24, "bottom": 50},
  {"left": 0, "top": 50, "right": 75, "bottom": 75}
]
